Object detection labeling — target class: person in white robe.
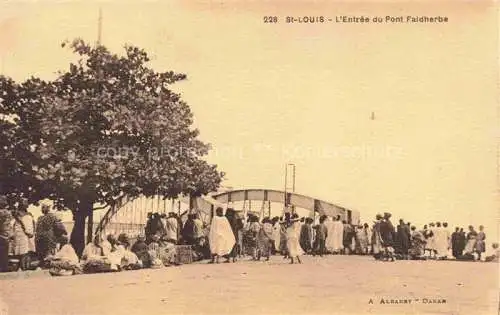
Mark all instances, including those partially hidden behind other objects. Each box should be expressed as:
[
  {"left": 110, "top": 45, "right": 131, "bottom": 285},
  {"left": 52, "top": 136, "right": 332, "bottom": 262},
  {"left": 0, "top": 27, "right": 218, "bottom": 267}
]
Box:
[
  {"left": 81, "top": 236, "right": 119, "bottom": 273},
  {"left": 48, "top": 236, "right": 81, "bottom": 276},
  {"left": 286, "top": 215, "right": 303, "bottom": 264},
  {"left": 426, "top": 223, "right": 436, "bottom": 258},
  {"left": 208, "top": 207, "right": 236, "bottom": 263},
  {"left": 433, "top": 222, "right": 449, "bottom": 259},
  {"left": 11, "top": 208, "right": 36, "bottom": 257},
  {"left": 324, "top": 216, "right": 335, "bottom": 253},
  {"left": 326, "top": 215, "right": 344, "bottom": 253}
]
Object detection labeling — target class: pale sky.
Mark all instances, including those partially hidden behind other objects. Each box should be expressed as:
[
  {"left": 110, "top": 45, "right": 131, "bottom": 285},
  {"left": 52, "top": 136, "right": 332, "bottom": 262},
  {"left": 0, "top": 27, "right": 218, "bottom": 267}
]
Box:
[{"left": 0, "top": 1, "right": 498, "bottom": 240}]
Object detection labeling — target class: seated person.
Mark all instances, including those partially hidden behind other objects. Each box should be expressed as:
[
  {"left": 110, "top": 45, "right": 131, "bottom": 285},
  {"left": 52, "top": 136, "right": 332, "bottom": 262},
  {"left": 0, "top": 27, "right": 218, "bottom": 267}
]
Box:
[
  {"left": 113, "top": 233, "right": 142, "bottom": 270},
  {"left": 47, "top": 236, "right": 81, "bottom": 276},
  {"left": 158, "top": 239, "right": 177, "bottom": 266},
  {"left": 485, "top": 243, "right": 499, "bottom": 262},
  {"left": 100, "top": 234, "right": 116, "bottom": 256},
  {"left": 81, "top": 235, "right": 120, "bottom": 273},
  {"left": 147, "top": 235, "right": 164, "bottom": 268},
  {"left": 131, "top": 234, "right": 151, "bottom": 268}
]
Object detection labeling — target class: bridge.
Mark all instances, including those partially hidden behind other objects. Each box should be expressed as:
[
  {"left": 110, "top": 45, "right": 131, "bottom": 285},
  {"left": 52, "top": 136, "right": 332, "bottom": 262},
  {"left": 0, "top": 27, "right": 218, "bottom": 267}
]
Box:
[{"left": 94, "top": 188, "right": 360, "bottom": 239}]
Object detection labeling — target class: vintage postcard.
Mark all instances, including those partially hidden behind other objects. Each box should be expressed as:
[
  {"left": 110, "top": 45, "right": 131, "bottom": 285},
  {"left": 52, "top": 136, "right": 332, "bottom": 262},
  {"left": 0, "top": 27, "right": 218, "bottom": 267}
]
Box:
[{"left": 0, "top": 0, "right": 498, "bottom": 314}]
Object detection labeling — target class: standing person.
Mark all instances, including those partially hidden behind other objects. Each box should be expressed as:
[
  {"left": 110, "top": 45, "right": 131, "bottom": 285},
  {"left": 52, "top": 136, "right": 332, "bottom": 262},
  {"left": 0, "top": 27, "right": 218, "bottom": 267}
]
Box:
[
  {"left": 144, "top": 212, "right": 154, "bottom": 243},
  {"left": 279, "top": 217, "right": 288, "bottom": 257},
  {"left": 458, "top": 228, "right": 466, "bottom": 256},
  {"left": 286, "top": 214, "right": 303, "bottom": 264},
  {"left": 165, "top": 212, "right": 178, "bottom": 244},
  {"left": 475, "top": 225, "right": 486, "bottom": 260},
  {"left": 396, "top": 219, "right": 410, "bottom": 259},
  {"left": 326, "top": 215, "right": 344, "bottom": 254},
  {"left": 12, "top": 203, "right": 35, "bottom": 260},
  {"left": 451, "top": 227, "right": 461, "bottom": 258},
  {"left": 175, "top": 213, "right": 183, "bottom": 243},
  {"left": 443, "top": 222, "right": 451, "bottom": 256},
  {"left": 181, "top": 214, "right": 196, "bottom": 245},
  {"left": 355, "top": 224, "right": 369, "bottom": 255},
  {"left": 271, "top": 217, "right": 281, "bottom": 255},
  {"left": 463, "top": 225, "right": 478, "bottom": 256},
  {"left": 379, "top": 212, "right": 395, "bottom": 261},
  {"left": 208, "top": 207, "right": 235, "bottom": 264},
  {"left": 408, "top": 226, "right": 426, "bottom": 260},
  {"left": 342, "top": 221, "right": 354, "bottom": 255},
  {"left": 364, "top": 223, "right": 372, "bottom": 254},
  {"left": 433, "top": 222, "right": 449, "bottom": 259},
  {"left": 224, "top": 208, "right": 243, "bottom": 263},
  {"left": 0, "top": 196, "right": 12, "bottom": 272},
  {"left": 258, "top": 217, "right": 273, "bottom": 261},
  {"left": 160, "top": 214, "right": 168, "bottom": 237},
  {"left": 324, "top": 216, "right": 334, "bottom": 254},
  {"left": 427, "top": 223, "right": 437, "bottom": 259},
  {"left": 299, "top": 218, "right": 314, "bottom": 254},
  {"left": 371, "top": 214, "right": 384, "bottom": 260},
  {"left": 248, "top": 215, "right": 262, "bottom": 260},
  {"left": 421, "top": 225, "right": 429, "bottom": 256},
  {"left": 354, "top": 224, "right": 368, "bottom": 255},
  {"left": 313, "top": 215, "right": 328, "bottom": 257},
  {"left": 193, "top": 213, "right": 205, "bottom": 241},
  {"left": 35, "top": 204, "right": 67, "bottom": 264}
]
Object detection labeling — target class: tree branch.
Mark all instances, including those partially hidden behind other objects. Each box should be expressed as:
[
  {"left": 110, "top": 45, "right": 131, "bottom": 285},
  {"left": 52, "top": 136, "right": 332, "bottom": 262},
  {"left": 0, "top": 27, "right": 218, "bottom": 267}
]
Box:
[{"left": 92, "top": 204, "right": 110, "bottom": 211}]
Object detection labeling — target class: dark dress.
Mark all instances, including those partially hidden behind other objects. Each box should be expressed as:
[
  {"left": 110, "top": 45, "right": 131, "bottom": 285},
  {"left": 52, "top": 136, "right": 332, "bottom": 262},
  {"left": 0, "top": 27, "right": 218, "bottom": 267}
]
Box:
[
  {"left": 182, "top": 219, "right": 196, "bottom": 245},
  {"left": 35, "top": 213, "right": 67, "bottom": 261},
  {"left": 225, "top": 214, "right": 243, "bottom": 258},
  {"left": 343, "top": 224, "right": 355, "bottom": 250},
  {"left": 379, "top": 220, "right": 395, "bottom": 248},
  {"left": 299, "top": 224, "right": 313, "bottom": 253},
  {"left": 451, "top": 232, "right": 461, "bottom": 258},
  {"left": 396, "top": 224, "right": 410, "bottom": 255}
]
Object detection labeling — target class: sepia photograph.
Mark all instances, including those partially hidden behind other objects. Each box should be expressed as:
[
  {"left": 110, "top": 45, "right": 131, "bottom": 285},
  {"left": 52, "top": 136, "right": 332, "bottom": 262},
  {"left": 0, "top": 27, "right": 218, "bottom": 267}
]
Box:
[{"left": 0, "top": 1, "right": 498, "bottom": 314}]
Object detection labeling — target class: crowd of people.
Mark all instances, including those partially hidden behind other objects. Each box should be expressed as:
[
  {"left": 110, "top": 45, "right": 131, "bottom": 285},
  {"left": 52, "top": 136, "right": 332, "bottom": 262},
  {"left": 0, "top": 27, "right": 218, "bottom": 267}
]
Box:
[
  {"left": 207, "top": 210, "right": 499, "bottom": 264},
  {"left": 0, "top": 195, "right": 498, "bottom": 277},
  {"left": 0, "top": 197, "right": 68, "bottom": 273}
]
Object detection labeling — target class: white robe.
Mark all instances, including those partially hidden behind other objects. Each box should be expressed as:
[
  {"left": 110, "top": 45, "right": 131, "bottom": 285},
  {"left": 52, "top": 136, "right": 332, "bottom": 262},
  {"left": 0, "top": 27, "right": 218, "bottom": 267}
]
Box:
[
  {"left": 53, "top": 244, "right": 79, "bottom": 265},
  {"left": 427, "top": 228, "right": 436, "bottom": 250},
  {"left": 286, "top": 222, "right": 304, "bottom": 257},
  {"left": 434, "top": 227, "right": 450, "bottom": 257},
  {"left": 272, "top": 223, "right": 281, "bottom": 251},
  {"left": 209, "top": 216, "right": 236, "bottom": 256},
  {"left": 325, "top": 218, "right": 344, "bottom": 252},
  {"left": 166, "top": 217, "right": 178, "bottom": 241}
]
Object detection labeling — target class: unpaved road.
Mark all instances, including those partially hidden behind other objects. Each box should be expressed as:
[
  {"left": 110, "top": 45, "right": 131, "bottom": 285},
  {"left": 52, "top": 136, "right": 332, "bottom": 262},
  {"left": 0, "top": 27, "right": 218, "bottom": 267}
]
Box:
[{"left": 0, "top": 255, "right": 498, "bottom": 315}]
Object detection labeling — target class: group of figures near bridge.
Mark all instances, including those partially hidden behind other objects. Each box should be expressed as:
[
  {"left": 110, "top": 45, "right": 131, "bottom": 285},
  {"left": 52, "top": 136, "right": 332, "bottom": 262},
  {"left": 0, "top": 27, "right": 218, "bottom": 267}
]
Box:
[
  {"left": 206, "top": 210, "right": 499, "bottom": 264},
  {"left": 0, "top": 195, "right": 498, "bottom": 277}
]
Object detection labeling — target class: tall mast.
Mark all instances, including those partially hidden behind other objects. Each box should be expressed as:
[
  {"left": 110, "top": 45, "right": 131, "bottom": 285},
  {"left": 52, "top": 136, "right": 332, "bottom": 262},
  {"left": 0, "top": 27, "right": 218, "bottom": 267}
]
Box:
[
  {"left": 87, "top": 7, "right": 103, "bottom": 244},
  {"left": 97, "top": 7, "right": 103, "bottom": 46}
]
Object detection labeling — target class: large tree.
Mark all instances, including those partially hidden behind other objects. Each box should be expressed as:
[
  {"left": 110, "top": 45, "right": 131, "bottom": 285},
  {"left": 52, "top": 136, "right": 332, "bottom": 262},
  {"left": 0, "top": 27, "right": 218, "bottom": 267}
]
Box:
[{"left": 0, "top": 39, "right": 224, "bottom": 256}]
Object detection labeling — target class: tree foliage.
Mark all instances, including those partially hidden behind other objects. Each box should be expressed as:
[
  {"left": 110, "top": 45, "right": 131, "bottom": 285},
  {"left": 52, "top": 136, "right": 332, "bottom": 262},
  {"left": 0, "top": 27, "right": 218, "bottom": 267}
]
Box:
[{"left": 0, "top": 39, "right": 224, "bottom": 253}]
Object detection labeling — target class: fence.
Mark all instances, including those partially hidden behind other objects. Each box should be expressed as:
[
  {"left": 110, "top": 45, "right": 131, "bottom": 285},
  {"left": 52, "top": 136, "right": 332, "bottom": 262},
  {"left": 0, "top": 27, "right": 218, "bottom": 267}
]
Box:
[{"left": 62, "top": 222, "right": 146, "bottom": 240}]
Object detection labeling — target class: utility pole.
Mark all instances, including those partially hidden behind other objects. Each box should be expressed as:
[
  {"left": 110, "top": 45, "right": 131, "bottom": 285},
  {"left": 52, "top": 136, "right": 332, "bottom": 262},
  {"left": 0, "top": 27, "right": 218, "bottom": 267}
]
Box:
[
  {"left": 97, "top": 7, "right": 103, "bottom": 46},
  {"left": 87, "top": 7, "right": 103, "bottom": 244},
  {"left": 284, "top": 163, "right": 296, "bottom": 215}
]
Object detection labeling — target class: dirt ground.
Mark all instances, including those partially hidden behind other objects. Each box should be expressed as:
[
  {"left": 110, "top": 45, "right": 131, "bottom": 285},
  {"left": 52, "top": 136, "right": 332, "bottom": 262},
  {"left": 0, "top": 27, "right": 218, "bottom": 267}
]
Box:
[{"left": 0, "top": 255, "right": 498, "bottom": 315}]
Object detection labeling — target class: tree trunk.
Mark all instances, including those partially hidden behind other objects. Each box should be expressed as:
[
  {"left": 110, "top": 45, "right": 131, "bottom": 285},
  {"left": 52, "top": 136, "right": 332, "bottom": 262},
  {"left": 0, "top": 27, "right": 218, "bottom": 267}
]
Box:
[
  {"left": 87, "top": 210, "right": 93, "bottom": 245},
  {"left": 70, "top": 199, "right": 93, "bottom": 258},
  {"left": 70, "top": 210, "right": 87, "bottom": 258}
]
